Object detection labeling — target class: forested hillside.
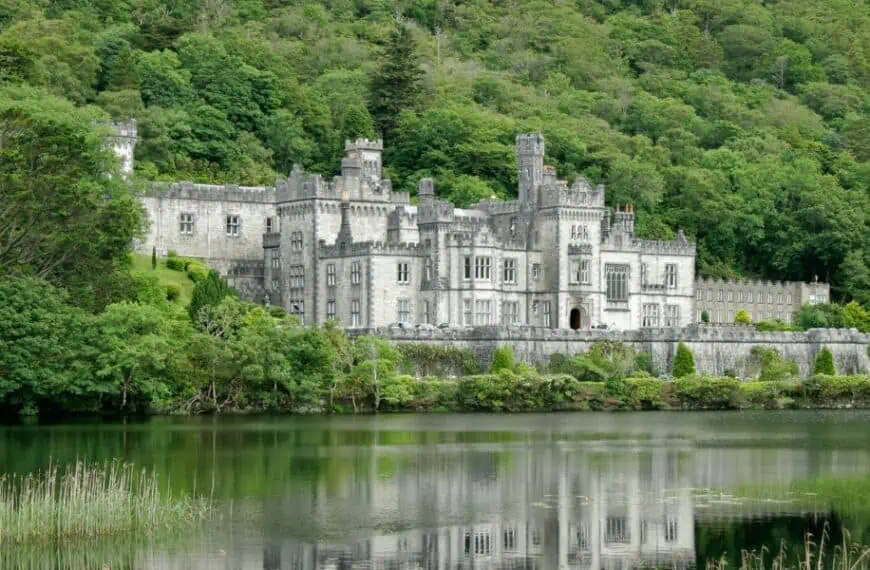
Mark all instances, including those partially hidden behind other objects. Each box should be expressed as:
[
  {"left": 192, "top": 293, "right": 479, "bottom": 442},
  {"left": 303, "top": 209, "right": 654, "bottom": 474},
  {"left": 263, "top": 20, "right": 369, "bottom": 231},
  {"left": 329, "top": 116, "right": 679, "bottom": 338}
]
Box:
[{"left": 1, "top": 0, "right": 869, "bottom": 299}]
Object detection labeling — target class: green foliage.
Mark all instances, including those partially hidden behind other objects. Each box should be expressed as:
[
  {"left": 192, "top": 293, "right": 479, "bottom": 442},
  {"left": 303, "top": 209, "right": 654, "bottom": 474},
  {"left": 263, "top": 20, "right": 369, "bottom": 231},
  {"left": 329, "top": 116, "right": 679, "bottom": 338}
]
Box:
[
  {"left": 151, "top": 247, "right": 157, "bottom": 270},
  {"left": 625, "top": 378, "right": 666, "bottom": 410},
  {"left": 188, "top": 270, "right": 235, "bottom": 321},
  {"left": 672, "top": 376, "right": 742, "bottom": 409},
  {"left": 734, "top": 309, "right": 752, "bottom": 325},
  {"left": 701, "top": 311, "right": 710, "bottom": 324},
  {"left": 165, "top": 257, "right": 185, "bottom": 271},
  {"left": 754, "top": 319, "right": 799, "bottom": 332},
  {"left": 185, "top": 262, "right": 209, "bottom": 283},
  {"left": 396, "top": 343, "right": 480, "bottom": 377},
  {"left": 369, "top": 24, "right": 423, "bottom": 142},
  {"left": 489, "top": 346, "right": 515, "bottom": 373},
  {"left": 813, "top": 347, "right": 836, "bottom": 376},
  {"left": 672, "top": 342, "right": 695, "bottom": 378},
  {"left": 749, "top": 346, "right": 800, "bottom": 381},
  {"left": 165, "top": 285, "right": 181, "bottom": 302}
]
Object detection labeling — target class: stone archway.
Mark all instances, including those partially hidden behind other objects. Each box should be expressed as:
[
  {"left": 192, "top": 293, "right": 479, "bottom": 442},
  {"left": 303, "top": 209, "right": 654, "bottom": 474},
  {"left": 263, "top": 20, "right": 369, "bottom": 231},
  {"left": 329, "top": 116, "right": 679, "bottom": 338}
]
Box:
[{"left": 570, "top": 306, "right": 590, "bottom": 330}]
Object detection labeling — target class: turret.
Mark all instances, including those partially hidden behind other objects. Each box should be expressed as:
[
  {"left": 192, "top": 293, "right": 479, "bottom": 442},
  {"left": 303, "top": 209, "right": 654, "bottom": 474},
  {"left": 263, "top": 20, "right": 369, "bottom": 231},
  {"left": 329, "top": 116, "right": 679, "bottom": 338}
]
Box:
[
  {"left": 344, "top": 138, "right": 383, "bottom": 181},
  {"left": 516, "top": 133, "right": 545, "bottom": 206},
  {"left": 110, "top": 119, "right": 137, "bottom": 176}
]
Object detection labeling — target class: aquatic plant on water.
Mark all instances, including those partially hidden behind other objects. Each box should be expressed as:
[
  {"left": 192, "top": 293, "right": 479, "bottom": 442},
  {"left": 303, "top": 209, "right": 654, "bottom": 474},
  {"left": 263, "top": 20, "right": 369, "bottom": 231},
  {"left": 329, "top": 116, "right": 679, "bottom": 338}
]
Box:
[{"left": 0, "top": 460, "right": 213, "bottom": 544}]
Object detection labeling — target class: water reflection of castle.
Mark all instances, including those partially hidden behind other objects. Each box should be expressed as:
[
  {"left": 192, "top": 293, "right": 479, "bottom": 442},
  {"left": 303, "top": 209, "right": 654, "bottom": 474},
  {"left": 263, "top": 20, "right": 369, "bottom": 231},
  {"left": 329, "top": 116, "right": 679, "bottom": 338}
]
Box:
[{"left": 262, "top": 447, "right": 696, "bottom": 570}]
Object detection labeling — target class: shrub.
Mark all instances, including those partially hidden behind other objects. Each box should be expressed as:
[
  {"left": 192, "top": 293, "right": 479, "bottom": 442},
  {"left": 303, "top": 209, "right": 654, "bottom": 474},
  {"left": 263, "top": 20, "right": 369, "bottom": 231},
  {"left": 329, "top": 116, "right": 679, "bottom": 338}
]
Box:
[
  {"left": 739, "top": 381, "right": 797, "bottom": 409},
  {"left": 398, "top": 344, "right": 480, "bottom": 377},
  {"left": 167, "top": 250, "right": 178, "bottom": 258},
  {"left": 672, "top": 342, "right": 695, "bottom": 378},
  {"left": 701, "top": 310, "right": 709, "bottom": 323},
  {"left": 151, "top": 247, "right": 157, "bottom": 270},
  {"left": 186, "top": 262, "right": 209, "bottom": 283},
  {"left": 811, "top": 375, "right": 870, "bottom": 403},
  {"left": 755, "top": 319, "right": 799, "bottom": 332},
  {"left": 626, "top": 378, "right": 665, "bottom": 409},
  {"left": 735, "top": 309, "right": 751, "bottom": 325},
  {"left": 165, "top": 257, "right": 185, "bottom": 271},
  {"left": 750, "top": 346, "right": 799, "bottom": 381},
  {"left": 548, "top": 353, "right": 608, "bottom": 381},
  {"left": 165, "top": 284, "right": 181, "bottom": 302},
  {"left": 489, "top": 346, "right": 515, "bottom": 373},
  {"left": 672, "top": 376, "right": 742, "bottom": 409},
  {"left": 813, "top": 347, "right": 836, "bottom": 376},
  {"left": 633, "top": 352, "right": 656, "bottom": 376}
]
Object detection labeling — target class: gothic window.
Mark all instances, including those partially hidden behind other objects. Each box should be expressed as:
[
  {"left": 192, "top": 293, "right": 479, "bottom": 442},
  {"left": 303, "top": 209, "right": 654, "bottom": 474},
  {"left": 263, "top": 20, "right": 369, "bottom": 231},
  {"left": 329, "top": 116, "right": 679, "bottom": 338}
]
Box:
[
  {"left": 717, "top": 290, "right": 723, "bottom": 301},
  {"left": 270, "top": 249, "right": 280, "bottom": 269},
  {"left": 179, "top": 212, "right": 194, "bottom": 234},
  {"left": 326, "top": 300, "right": 336, "bottom": 321},
  {"left": 706, "top": 290, "right": 712, "bottom": 301},
  {"left": 666, "top": 264, "right": 678, "bottom": 288},
  {"left": 397, "top": 262, "right": 409, "bottom": 284},
  {"left": 504, "top": 528, "right": 516, "bottom": 550},
  {"left": 475, "top": 257, "right": 491, "bottom": 280},
  {"left": 225, "top": 215, "right": 240, "bottom": 236},
  {"left": 786, "top": 293, "right": 793, "bottom": 304},
  {"left": 424, "top": 256, "right": 432, "bottom": 281},
  {"left": 502, "top": 301, "right": 519, "bottom": 325},
  {"left": 423, "top": 300, "right": 431, "bottom": 324},
  {"left": 576, "top": 524, "right": 589, "bottom": 550},
  {"left": 397, "top": 299, "right": 411, "bottom": 323},
  {"left": 464, "top": 256, "right": 472, "bottom": 280},
  {"left": 351, "top": 299, "right": 361, "bottom": 327},
  {"left": 727, "top": 311, "right": 733, "bottom": 322},
  {"left": 463, "top": 299, "right": 473, "bottom": 325},
  {"left": 572, "top": 259, "right": 590, "bottom": 284},
  {"left": 326, "top": 264, "right": 336, "bottom": 287},
  {"left": 503, "top": 258, "right": 517, "bottom": 284},
  {"left": 543, "top": 301, "right": 552, "bottom": 327},
  {"left": 642, "top": 304, "right": 660, "bottom": 328},
  {"left": 697, "top": 289, "right": 703, "bottom": 300},
  {"left": 641, "top": 263, "right": 648, "bottom": 286},
  {"left": 289, "top": 265, "right": 305, "bottom": 289},
  {"left": 265, "top": 217, "right": 274, "bottom": 234},
  {"left": 665, "top": 305, "right": 680, "bottom": 327},
  {"left": 572, "top": 224, "right": 589, "bottom": 241},
  {"left": 351, "top": 261, "right": 361, "bottom": 285},
  {"left": 768, "top": 293, "right": 773, "bottom": 304},
  {"left": 605, "top": 264, "right": 629, "bottom": 302},
  {"left": 509, "top": 217, "right": 517, "bottom": 236},
  {"left": 475, "top": 300, "right": 492, "bottom": 325},
  {"left": 532, "top": 263, "right": 541, "bottom": 280},
  {"left": 728, "top": 291, "right": 734, "bottom": 302},
  {"left": 291, "top": 231, "right": 304, "bottom": 251}
]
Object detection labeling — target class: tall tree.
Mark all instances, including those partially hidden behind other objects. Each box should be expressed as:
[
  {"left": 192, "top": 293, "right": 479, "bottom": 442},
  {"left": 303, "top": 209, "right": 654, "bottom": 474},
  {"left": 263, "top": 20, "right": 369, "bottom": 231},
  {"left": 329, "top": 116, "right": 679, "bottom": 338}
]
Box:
[{"left": 369, "top": 24, "right": 424, "bottom": 143}]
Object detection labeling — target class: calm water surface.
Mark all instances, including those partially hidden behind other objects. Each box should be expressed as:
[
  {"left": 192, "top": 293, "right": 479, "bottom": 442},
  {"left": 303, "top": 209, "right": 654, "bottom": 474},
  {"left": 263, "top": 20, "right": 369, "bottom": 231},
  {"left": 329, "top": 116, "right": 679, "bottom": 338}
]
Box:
[{"left": 3, "top": 411, "right": 870, "bottom": 569}]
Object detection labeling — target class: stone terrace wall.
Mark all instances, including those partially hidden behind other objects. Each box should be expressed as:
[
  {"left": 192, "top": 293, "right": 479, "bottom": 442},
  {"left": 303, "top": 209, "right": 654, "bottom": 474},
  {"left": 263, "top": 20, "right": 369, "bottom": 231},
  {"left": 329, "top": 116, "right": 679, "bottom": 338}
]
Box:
[{"left": 352, "top": 326, "right": 870, "bottom": 378}]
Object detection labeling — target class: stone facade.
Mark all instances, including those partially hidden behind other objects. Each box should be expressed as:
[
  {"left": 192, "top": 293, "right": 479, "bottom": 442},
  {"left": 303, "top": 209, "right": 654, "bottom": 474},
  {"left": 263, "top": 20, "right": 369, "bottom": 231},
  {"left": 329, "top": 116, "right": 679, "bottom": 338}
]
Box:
[
  {"left": 356, "top": 326, "right": 870, "bottom": 378},
  {"left": 694, "top": 277, "right": 830, "bottom": 324},
  {"left": 117, "top": 125, "right": 834, "bottom": 332}
]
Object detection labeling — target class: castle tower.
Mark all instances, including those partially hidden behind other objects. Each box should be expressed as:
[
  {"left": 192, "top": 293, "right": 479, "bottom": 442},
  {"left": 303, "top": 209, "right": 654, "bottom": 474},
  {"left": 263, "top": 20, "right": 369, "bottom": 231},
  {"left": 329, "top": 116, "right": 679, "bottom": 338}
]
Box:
[
  {"left": 110, "top": 120, "right": 137, "bottom": 177},
  {"left": 344, "top": 138, "right": 383, "bottom": 182},
  {"left": 516, "top": 133, "right": 545, "bottom": 206}
]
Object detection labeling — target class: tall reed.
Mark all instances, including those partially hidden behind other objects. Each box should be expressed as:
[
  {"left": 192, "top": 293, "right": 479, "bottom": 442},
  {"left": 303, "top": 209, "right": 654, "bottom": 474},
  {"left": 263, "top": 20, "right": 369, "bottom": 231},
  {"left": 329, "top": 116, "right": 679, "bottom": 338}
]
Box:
[
  {"left": 707, "top": 526, "right": 870, "bottom": 570},
  {"left": 0, "top": 460, "right": 212, "bottom": 544}
]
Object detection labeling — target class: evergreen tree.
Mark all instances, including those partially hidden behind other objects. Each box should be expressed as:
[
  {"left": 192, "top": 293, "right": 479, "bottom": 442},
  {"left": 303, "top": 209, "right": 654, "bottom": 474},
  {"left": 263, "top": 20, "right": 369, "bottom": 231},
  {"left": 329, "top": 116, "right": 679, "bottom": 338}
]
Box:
[
  {"left": 701, "top": 311, "right": 709, "bottom": 324},
  {"left": 188, "top": 270, "right": 235, "bottom": 321},
  {"left": 672, "top": 342, "right": 695, "bottom": 378},
  {"left": 369, "top": 24, "right": 423, "bottom": 143},
  {"left": 813, "top": 346, "right": 836, "bottom": 376},
  {"left": 151, "top": 247, "right": 157, "bottom": 270}
]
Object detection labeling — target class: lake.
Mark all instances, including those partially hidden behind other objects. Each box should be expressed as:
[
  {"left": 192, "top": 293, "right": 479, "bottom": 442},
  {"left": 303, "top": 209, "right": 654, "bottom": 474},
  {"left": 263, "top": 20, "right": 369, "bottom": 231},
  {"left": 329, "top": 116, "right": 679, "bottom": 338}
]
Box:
[{"left": 3, "top": 411, "right": 870, "bottom": 569}]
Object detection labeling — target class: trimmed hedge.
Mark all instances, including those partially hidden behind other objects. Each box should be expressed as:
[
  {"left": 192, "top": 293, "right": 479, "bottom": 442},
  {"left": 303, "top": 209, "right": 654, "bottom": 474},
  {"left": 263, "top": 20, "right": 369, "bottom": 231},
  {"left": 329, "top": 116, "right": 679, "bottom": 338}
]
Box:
[{"left": 371, "top": 374, "right": 870, "bottom": 413}]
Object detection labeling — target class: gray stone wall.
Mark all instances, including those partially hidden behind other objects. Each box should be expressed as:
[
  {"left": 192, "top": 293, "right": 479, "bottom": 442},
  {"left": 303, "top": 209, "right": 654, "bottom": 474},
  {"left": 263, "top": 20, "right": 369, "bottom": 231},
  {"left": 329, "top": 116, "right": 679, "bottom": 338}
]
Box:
[{"left": 353, "top": 326, "right": 870, "bottom": 378}]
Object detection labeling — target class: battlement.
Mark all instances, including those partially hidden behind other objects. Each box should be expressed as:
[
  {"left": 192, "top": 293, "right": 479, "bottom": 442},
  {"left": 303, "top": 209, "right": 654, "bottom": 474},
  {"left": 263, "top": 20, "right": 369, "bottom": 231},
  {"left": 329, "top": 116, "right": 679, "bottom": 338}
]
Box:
[
  {"left": 318, "top": 239, "right": 423, "bottom": 258},
  {"left": 516, "top": 133, "right": 545, "bottom": 156},
  {"left": 695, "top": 277, "right": 802, "bottom": 289},
  {"left": 602, "top": 236, "right": 696, "bottom": 256},
  {"left": 344, "top": 138, "right": 383, "bottom": 152},
  {"left": 149, "top": 181, "right": 279, "bottom": 203},
  {"left": 472, "top": 199, "right": 522, "bottom": 216}
]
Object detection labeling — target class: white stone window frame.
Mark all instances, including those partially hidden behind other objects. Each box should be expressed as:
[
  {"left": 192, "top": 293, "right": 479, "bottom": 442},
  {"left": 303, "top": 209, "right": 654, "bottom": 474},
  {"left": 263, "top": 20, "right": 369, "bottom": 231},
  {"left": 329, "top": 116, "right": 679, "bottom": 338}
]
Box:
[
  {"left": 265, "top": 216, "right": 274, "bottom": 234},
  {"left": 463, "top": 299, "right": 473, "bottom": 325},
  {"left": 326, "top": 263, "right": 337, "bottom": 287},
  {"left": 474, "top": 256, "right": 491, "bottom": 280},
  {"left": 463, "top": 255, "right": 472, "bottom": 280},
  {"left": 326, "top": 299, "right": 336, "bottom": 321},
  {"left": 501, "top": 301, "right": 519, "bottom": 325},
  {"left": 225, "top": 214, "right": 240, "bottom": 237},
  {"left": 543, "top": 301, "right": 552, "bottom": 327},
  {"left": 397, "top": 262, "right": 410, "bottom": 284},
  {"left": 571, "top": 258, "right": 591, "bottom": 285},
  {"left": 424, "top": 256, "right": 432, "bottom": 281},
  {"left": 397, "top": 298, "right": 411, "bottom": 323},
  {"left": 269, "top": 249, "right": 281, "bottom": 269},
  {"left": 475, "top": 299, "right": 492, "bottom": 325},
  {"left": 532, "top": 263, "right": 541, "bottom": 280},
  {"left": 350, "top": 299, "right": 361, "bottom": 327},
  {"left": 503, "top": 258, "right": 517, "bottom": 284},
  {"left": 351, "top": 261, "right": 361, "bottom": 285},
  {"left": 666, "top": 264, "right": 678, "bottom": 289},
  {"left": 642, "top": 303, "right": 660, "bottom": 328},
  {"left": 179, "top": 212, "right": 195, "bottom": 235},
  {"left": 665, "top": 304, "right": 680, "bottom": 327},
  {"left": 605, "top": 264, "right": 630, "bottom": 302}
]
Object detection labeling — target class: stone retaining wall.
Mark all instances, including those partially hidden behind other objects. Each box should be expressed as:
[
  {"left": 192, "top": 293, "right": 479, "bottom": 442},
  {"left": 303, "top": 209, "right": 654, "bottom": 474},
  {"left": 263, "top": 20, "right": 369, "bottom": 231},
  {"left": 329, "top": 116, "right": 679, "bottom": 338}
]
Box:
[{"left": 351, "top": 326, "right": 870, "bottom": 378}]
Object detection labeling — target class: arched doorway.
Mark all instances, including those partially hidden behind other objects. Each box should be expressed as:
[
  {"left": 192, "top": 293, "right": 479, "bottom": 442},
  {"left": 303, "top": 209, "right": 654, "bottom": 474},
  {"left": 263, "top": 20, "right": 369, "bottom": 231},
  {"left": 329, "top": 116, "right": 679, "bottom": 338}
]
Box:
[{"left": 570, "top": 307, "right": 589, "bottom": 330}]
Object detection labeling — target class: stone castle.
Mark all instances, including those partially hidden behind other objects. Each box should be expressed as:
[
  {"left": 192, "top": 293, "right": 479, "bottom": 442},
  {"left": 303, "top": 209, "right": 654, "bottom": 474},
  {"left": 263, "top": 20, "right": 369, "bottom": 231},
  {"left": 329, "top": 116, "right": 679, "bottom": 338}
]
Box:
[{"left": 120, "top": 124, "right": 829, "bottom": 331}]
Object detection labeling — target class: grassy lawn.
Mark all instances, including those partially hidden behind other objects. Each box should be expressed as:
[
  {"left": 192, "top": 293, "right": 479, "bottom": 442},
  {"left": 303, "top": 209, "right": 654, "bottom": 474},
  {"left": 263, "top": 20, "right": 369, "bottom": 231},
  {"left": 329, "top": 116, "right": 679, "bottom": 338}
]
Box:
[{"left": 131, "top": 254, "right": 195, "bottom": 305}]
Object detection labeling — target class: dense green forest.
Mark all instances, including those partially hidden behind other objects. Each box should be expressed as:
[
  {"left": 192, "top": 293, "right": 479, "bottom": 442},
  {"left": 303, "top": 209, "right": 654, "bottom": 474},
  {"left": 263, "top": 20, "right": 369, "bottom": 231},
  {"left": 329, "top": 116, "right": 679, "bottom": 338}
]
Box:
[{"left": 1, "top": 0, "right": 869, "bottom": 296}]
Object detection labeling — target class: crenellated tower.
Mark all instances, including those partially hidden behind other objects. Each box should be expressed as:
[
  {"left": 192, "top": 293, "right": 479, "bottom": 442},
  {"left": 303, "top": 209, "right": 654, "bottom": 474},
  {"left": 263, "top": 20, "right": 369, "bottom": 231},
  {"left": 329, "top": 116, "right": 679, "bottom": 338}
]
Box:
[
  {"left": 516, "top": 133, "right": 545, "bottom": 206},
  {"left": 344, "top": 138, "right": 383, "bottom": 182},
  {"left": 110, "top": 120, "right": 137, "bottom": 177}
]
